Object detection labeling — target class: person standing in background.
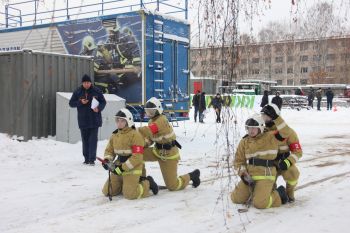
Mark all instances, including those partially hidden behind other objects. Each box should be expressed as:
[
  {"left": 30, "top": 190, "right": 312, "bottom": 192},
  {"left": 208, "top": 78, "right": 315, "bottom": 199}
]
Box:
[
  {"left": 271, "top": 91, "right": 283, "bottom": 110},
  {"left": 325, "top": 88, "right": 334, "bottom": 111},
  {"left": 315, "top": 88, "right": 322, "bottom": 111},
  {"left": 69, "top": 74, "right": 106, "bottom": 165},
  {"left": 199, "top": 92, "right": 206, "bottom": 123},
  {"left": 260, "top": 90, "right": 269, "bottom": 108},
  {"left": 192, "top": 90, "right": 201, "bottom": 122},
  {"left": 308, "top": 87, "right": 315, "bottom": 108},
  {"left": 211, "top": 93, "right": 224, "bottom": 123}
]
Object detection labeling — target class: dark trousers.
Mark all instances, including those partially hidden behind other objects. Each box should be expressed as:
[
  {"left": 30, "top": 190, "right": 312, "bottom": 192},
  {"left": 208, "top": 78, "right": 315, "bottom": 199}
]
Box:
[
  {"left": 308, "top": 100, "right": 313, "bottom": 108},
  {"left": 317, "top": 99, "right": 321, "bottom": 110},
  {"left": 194, "top": 107, "right": 199, "bottom": 122},
  {"left": 199, "top": 110, "right": 205, "bottom": 122},
  {"left": 327, "top": 100, "right": 333, "bottom": 110},
  {"left": 80, "top": 127, "right": 98, "bottom": 162},
  {"left": 215, "top": 108, "right": 221, "bottom": 123}
]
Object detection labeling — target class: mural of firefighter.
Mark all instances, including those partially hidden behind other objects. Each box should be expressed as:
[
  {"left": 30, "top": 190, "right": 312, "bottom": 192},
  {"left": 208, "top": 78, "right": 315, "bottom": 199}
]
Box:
[{"left": 57, "top": 14, "right": 142, "bottom": 103}]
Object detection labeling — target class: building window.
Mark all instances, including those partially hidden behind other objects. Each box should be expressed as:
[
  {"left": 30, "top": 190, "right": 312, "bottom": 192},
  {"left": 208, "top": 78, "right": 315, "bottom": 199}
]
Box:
[
  {"left": 341, "top": 53, "right": 350, "bottom": 60},
  {"left": 240, "top": 69, "right": 247, "bottom": 75},
  {"left": 275, "top": 56, "right": 283, "bottom": 63},
  {"left": 252, "top": 46, "right": 260, "bottom": 53},
  {"left": 201, "top": 61, "right": 207, "bottom": 65},
  {"left": 252, "top": 69, "right": 260, "bottom": 75},
  {"left": 300, "top": 42, "right": 308, "bottom": 51},
  {"left": 275, "top": 68, "right": 283, "bottom": 74},
  {"left": 264, "top": 57, "right": 271, "bottom": 63},
  {"left": 275, "top": 45, "right": 283, "bottom": 53},
  {"left": 240, "top": 58, "right": 247, "bottom": 64},
  {"left": 326, "top": 54, "right": 336, "bottom": 60},
  {"left": 252, "top": 58, "right": 260, "bottom": 63},
  {"left": 312, "top": 66, "right": 321, "bottom": 72},
  {"left": 221, "top": 70, "right": 227, "bottom": 75},
  {"left": 300, "top": 67, "right": 308, "bottom": 73},
  {"left": 287, "top": 67, "right": 293, "bottom": 74},
  {"left": 277, "top": 80, "right": 282, "bottom": 85},
  {"left": 201, "top": 71, "right": 207, "bottom": 76},
  {"left": 300, "top": 55, "right": 308, "bottom": 62},
  {"left": 211, "top": 70, "right": 217, "bottom": 75},
  {"left": 287, "top": 79, "right": 294, "bottom": 85},
  {"left": 300, "top": 79, "right": 308, "bottom": 85},
  {"left": 287, "top": 56, "right": 293, "bottom": 62},
  {"left": 313, "top": 54, "right": 322, "bottom": 61},
  {"left": 326, "top": 66, "right": 335, "bottom": 72}
]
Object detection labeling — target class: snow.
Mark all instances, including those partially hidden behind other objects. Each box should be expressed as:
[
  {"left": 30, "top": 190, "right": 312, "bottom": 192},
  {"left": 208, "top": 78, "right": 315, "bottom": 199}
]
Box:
[{"left": 1, "top": 106, "right": 350, "bottom": 233}]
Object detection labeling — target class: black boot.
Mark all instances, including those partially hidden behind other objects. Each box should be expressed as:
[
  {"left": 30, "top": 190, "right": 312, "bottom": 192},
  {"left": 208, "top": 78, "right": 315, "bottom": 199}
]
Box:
[
  {"left": 277, "top": 185, "right": 289, "bottom": 204},
  {"left": 147, "top": 176, "right": 159, "bottom": 195},
  {"left": 189, "top": 169, "right": 201, "bottom": 188}
]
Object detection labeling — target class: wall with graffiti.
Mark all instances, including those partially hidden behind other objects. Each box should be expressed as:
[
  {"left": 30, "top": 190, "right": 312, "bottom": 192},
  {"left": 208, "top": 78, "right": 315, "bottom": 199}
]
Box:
[{"left": 56, "top": 12, "right": 142, "bottom": 103}]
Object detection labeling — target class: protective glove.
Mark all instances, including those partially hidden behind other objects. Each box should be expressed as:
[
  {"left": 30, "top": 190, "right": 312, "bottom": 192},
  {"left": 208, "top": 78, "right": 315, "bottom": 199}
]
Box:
[
  {"left": 112, "top": 164, "right": 124, "bottom": 175},
  {"left": 278, "top": 159, "right": 291, "bottom": 170},
  {"left": 102, "top": 159, "right": 112, "bottom": 170},
  {"left": 261, "top": 105, "right": 278, "bottom": 120}
]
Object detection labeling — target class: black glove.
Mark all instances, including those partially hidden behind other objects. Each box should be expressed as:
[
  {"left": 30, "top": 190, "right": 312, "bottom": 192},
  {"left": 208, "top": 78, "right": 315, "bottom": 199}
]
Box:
[
  {"left": 261, "top": 105, "right": 278, "bottom": 120},
  {"left": 112, "top": 164, "right": 124, "bottom": 175},
  {"left": 240, "top": 173, "right": 254, "bottom": 187},
  {"left": 278, "top": 159, "right": 291, "bottom": 170},
  {"left": 102, "top": 159, "right": 112, "bottom": 170}
]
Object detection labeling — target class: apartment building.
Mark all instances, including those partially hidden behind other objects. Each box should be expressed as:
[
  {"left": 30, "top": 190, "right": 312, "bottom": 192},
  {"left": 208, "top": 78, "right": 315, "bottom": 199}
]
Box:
[{"left": 190, "top": 36, "right": 350, "bottom": 86}]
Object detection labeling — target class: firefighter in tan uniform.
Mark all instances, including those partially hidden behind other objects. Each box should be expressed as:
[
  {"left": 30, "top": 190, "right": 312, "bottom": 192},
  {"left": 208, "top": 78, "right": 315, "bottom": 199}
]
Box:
[
  {"left": 261, "top": 104, "right": 302, "bottom": 202},
  {"left": 138, "top": 97, "right": 200, "bottom": 191},
  {"left": 231, "top": 114, "right": 290, "bottom": 209},
  {"left": 101, "top": 108, "right": 159, "bottom": 200}
]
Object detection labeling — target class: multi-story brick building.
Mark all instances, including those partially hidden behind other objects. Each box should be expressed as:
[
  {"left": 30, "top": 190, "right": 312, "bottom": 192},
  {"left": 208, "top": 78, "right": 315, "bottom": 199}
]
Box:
[{"left": 190, "top": 36, "right": 350, "bottom": 87}]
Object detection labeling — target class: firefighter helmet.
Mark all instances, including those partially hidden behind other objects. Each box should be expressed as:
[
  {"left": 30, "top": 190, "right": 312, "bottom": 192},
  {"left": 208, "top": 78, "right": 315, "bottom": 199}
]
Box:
[
  {"left": 144, "top": 97, "right": 163, "bottom": 117},
  {"left": 115, "top": 108, "right": 134, "bottom": 127},
  {"left": 245, "top": 114, "right": 265, "bottom": 134}
]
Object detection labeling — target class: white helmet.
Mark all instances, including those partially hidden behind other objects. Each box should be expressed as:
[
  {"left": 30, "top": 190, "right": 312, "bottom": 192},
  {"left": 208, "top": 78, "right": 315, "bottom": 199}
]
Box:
[
  {"left": 144, "top": 97, "right": 163, "bottom": 117},
  {"left": 245, "top": 114, "right": 265, "bottom": 134},
  {"left": 115, "top": 108, "right": 134, "bottom": 127},
  {"left": 261, "top": 103, "right": 280, "bottom": 116}
]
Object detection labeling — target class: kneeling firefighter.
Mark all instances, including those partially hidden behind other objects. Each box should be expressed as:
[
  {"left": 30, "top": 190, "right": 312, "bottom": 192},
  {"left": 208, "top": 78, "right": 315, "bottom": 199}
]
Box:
[
  {"left": 231, "top": 113, "right": 291, "bottom": 209},
  {"left": 138, "top": 97, "right": 200, "bottom": 191},
  {"left": 101, "top": 108, "right": 158, "bottom": 200},
  {"left": 261, "top": 103, "right": 302, "bottom": 202}
]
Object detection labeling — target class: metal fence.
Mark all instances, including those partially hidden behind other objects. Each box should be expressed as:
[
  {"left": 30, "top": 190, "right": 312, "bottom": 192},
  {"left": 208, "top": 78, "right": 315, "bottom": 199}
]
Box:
[{"left": 0, "top": 50, "right": 94, "bottom": 140}]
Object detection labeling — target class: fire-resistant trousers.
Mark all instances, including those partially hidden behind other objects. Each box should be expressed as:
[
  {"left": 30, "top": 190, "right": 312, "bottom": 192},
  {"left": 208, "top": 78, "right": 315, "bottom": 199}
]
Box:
[
  {"left": 231, "top": 179, "right": 282, "bottom": 209},
  {"left": 102, "top": 173, "right": 150, "bottom": 200},
  {"left": 143, "top": 147, "right": 190, "bottom": 191}
]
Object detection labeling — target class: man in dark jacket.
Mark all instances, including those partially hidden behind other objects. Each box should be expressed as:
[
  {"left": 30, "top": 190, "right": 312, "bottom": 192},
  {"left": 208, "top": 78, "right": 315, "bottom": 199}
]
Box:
[
  {"left": 307, "top": 87, "right": 315, "bottom": 108},
  {"left": 325, "top": 88, "right": 334, "bottom": 111},
  {"left": 192, "top": 90, "right": 201, "bottom": 122},
  {"left": 271, "top": 91, "right": 283, "bottom": 110},
  {"left": 211, "top": 93, "right": 224, "bottom": 123},
  {"left": 315, "top": 88, "right": 322, "bottom": 111},
  {"left": 260, "top": 90, "right": 269, "bottom": 108},
  {"left": 69, "top": 74, "right": 107, "bottom": 165},
  {"left": 199, "top": 92, "right": 206, "bottom": 123}
]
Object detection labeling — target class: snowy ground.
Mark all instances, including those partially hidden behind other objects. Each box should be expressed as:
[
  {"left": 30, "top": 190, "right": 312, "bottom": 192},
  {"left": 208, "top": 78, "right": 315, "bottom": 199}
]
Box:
[{"left": 1, "top": 106, "right": 349, "bottom": 233}]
